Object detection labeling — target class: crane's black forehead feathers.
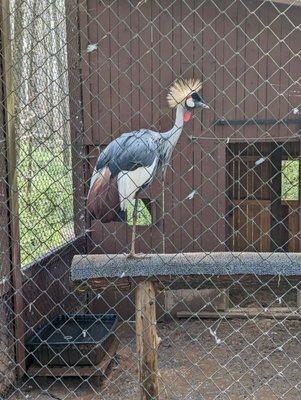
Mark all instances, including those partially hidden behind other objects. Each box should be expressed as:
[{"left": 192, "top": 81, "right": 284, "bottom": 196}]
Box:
[{"left": 191, "top": 92, "right": 202, "bottom": 101}]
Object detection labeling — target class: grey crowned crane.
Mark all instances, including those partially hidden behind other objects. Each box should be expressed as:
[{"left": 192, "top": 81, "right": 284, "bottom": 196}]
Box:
[{"left": 87, "top": 78, "right": 209, "bottom": 258}]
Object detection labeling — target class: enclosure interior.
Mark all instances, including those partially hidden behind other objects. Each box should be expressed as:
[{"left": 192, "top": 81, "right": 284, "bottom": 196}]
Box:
[{"left": 0, "top": 0, "right": 301, "bottom": 399}]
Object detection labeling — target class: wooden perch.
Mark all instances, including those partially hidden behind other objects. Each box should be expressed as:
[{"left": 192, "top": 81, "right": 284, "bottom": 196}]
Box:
[{"left": 71, "top": 252, "right": 301, "bottom": 284}]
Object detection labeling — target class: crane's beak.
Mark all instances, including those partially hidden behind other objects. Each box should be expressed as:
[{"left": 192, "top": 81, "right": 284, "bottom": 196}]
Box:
[{"left": 195, "top": 101, "right": 209, "bottom": 109}]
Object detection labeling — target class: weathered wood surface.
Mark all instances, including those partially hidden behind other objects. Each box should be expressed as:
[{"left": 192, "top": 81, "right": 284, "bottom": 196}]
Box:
[
  {"left": 177, "top": 307, "right": 301, "bottom": 320},
  {"left": 72, "top": 252, "right": 301, "bottom": 282},
  {"left": 136, "top": 282, "right": 161, "bottom": 400},
  {"left": 74, "top": 274, "right": 301, "bottom": 293},
  {"left": 164, "top": 288, "right": 229, "bottom": 316}
]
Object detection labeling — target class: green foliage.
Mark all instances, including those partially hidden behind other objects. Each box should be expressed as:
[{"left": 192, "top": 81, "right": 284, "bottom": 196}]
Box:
[
  {"left": 18, "top": 142, "right": 74, "bottom": 265},
  {"left": 127, "top": 199, "right": 152, "bottom": 226},
  {"left": 281, "top": 159, "right": 299, "bottom": 201}
]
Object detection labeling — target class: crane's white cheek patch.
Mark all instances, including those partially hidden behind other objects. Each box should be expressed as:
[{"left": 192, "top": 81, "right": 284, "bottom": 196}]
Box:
[{"left": 186, "top": 97, "right": 195, "bottom": 108}]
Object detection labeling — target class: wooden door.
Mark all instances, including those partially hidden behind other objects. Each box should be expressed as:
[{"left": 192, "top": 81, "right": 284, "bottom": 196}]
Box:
[{"left": 227, "top": 143, "right": 300, "bottom": 252}]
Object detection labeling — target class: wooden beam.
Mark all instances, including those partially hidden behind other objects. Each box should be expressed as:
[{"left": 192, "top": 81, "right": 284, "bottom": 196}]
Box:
[
  {"left": 231, "top": 199, "right": 299, "bottom": 209},
  {"left": 227, "top": 136, "right": 300, "bottom": 144},
  {"left": 74, "top": 274, "right": 301, "bottom": 293},
  {"left": 270, "top": 0, "right": 301, "bottom": 6},
  {"left": 136, "top": 281, "right": 161, "bottom": 400},
  {"left": 177, "top": 307, "right": 301, "bottom": 320}
]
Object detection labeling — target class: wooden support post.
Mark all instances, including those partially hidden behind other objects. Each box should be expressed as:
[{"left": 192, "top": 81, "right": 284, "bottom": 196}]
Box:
[
  {"left": 219, "top": 288, "right": 230, "bottom": 311},
  {"left": 0, "top": 0, "right": 25, "bottom": 377},
  {"left": 136, "top": 281, "right": 161, "bottom": 400}
]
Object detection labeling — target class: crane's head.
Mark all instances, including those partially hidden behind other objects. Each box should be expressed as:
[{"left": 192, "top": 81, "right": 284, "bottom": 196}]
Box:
[{"left": 167, "top": 78, "right": 209, "bottom": 121}]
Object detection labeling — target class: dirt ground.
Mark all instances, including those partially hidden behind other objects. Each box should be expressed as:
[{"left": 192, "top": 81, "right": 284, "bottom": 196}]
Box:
[{"left": 7, "top": 318, "right": 301, "bottom": 400}]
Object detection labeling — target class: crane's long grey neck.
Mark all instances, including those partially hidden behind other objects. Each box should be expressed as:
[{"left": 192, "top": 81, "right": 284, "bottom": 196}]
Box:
[
  {"left": 164, "top": 104, "right": 185, "bottom": 147},
  {"left": 159, "top": 104, "right": 185, "bottom": 174}
]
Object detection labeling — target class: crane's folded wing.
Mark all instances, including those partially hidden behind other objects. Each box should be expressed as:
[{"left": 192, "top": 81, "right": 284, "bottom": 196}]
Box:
[{"left": 96, "top": 130, "right": 160, "bottom": 176}]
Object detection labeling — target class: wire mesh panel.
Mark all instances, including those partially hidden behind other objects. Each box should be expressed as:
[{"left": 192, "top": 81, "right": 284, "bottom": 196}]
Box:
[{"left": 0, "top": 0, "right": 301, "bottom": 399}]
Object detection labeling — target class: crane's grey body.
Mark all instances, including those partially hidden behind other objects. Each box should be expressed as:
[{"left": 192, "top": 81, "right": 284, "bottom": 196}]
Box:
[
  {"left": 96, "top": 129, "right": 161, "bottom": 179},
  {"left": 90, "top": 105, "right": 185, "bottom": 199}
]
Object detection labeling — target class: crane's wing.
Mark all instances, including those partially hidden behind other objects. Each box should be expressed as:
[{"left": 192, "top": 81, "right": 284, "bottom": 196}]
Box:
[
  {"left": 96, "top": 129, "right": 159, "bottom": 176},
  {"left": 87, "top": 130, "right": 160, "bottom": 221}
]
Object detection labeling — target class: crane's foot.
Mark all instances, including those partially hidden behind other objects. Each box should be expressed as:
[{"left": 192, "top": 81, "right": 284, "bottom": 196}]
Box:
[{"left": 126, "top": 252, "right": 151, "bottom": 260}]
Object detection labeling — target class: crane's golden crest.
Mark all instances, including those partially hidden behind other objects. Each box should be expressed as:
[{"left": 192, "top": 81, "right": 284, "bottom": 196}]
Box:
[{"left": 167, "top": 78, "right": 202, "bottom": 108}]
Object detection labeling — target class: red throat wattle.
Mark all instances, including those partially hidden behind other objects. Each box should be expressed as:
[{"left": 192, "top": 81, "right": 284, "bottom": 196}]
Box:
[{"left": 183, "top": 111, "right": 192, "bottom": 122}]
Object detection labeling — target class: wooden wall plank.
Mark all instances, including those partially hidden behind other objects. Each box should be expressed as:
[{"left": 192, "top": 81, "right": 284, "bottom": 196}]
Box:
[
  {"left": 153, "top": 1, "right": 170, "bottom": 253},
  {"left": 78, "top": 0, "right": 92, "bottom": 145},
  {"left": 243, "top": 0, "right": 261, "bottom": 139},
  {"left": 257, "top": 3, "right": 269, "bottom": 125},
  {"left": 65, "top": 0, "right": 87, "bottom": 237},
  {"left": 169, "top": 0, "right": 183, "bottom": 252},
  {"left": 193, "top": 1, "right": 217, "bottom": 251},
  {"left": 114, "top": 0, "right": 131, "bottom": 254},
  {"left": 266, "top": 3, "right": 282, "bottom": 140},
  {"left": 192, "top": 0, "right": 204, "bottom": 252},
  {"left": 178, "top": 0, "right": 195, "bottom": 252}
]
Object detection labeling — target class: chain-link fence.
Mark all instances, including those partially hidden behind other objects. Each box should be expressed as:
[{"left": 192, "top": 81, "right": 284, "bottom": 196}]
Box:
[{"left": 1, "top": 0, "right": 301, "bottom": 399}]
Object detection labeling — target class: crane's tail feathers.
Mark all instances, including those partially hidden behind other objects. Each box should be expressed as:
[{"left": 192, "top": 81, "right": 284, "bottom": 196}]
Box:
[
  {"left": 87, "top": 167, "right": 121, "bottom": 222},
  {"left": 167, "top": 78, "right": 202, "bottom": 108}
]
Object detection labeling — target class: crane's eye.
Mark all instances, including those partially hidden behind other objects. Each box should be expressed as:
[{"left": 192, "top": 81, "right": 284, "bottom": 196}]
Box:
[{"left": 186, "top": 96, "right": 195, "bottom": 108}]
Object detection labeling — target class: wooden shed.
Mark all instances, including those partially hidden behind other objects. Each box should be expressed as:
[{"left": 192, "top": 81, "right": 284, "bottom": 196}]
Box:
[{"left": 68, "top": 0, "right": 301, "bottom": 255}]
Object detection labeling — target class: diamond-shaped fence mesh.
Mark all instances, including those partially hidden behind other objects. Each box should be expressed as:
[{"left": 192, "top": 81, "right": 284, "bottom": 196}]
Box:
[{"left": 0, "top": 0, "right": 301, "bottom": 399}]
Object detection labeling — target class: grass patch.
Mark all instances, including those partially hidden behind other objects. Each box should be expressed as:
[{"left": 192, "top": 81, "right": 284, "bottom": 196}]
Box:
[
  {"left": 18, "top": 142, "right": 74, "bottom": 266},
  {"left": 127, "top": 199, "right": 152, "bottom": 226},
  {"left": 281, "top": 159, "right": 299, "bottom": 201}
]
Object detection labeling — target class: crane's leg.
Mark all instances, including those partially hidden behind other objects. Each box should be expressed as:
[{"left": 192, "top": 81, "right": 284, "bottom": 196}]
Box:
[
  {"left": 128, "top": 196, "right": 139, "bottom": 258},
  {"left": 127, "top": 197, "right": 150, "bottom": 259}
]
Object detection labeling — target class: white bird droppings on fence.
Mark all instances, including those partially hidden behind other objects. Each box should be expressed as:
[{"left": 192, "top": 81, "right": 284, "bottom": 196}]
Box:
[
  {"left": 185, "top": 190, "right": 197, "bottom": 200},
  {"left": 255, "top": 157, "right": 266, "bottom": 166},
  {"left": 292, "top": 108, "right": 299, "bottom": 115},
  {"left": 87, "top": 43, "right": 98, "bottom": 53},
  {"left": 136, "top": 0, "right": 148, "bottom": 8},
  {"left": 209, "top": 328, "right": 221, "bottom": 345}
]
